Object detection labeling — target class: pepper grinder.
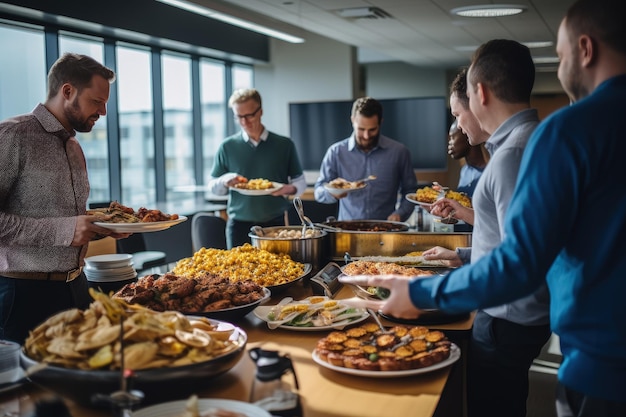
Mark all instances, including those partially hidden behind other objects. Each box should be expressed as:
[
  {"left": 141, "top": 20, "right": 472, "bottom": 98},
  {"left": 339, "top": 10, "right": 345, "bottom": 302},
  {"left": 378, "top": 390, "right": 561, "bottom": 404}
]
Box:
[{"left": 249, "top": 348, "right": 302, "bottom": 417}]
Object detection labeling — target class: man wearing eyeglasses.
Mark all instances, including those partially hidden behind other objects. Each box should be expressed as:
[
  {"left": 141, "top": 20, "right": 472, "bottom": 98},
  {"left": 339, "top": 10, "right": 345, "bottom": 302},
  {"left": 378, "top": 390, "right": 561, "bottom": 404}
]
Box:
[{"left": 208, "top": 88, "right": 306, "bottom": 249}]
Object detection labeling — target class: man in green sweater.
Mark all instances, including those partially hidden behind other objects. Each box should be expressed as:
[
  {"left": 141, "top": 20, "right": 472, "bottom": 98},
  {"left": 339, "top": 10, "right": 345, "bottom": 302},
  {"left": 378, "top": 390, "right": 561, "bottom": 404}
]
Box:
[{"left": 209, "top": 88, "right": 305, "bottom": 248}]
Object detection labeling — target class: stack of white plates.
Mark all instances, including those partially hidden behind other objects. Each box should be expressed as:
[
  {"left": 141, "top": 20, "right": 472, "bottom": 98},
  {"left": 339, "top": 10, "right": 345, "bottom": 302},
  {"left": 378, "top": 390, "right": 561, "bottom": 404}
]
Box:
[{"left": 84, "top": 254, "right": 137, "bottom": 283}]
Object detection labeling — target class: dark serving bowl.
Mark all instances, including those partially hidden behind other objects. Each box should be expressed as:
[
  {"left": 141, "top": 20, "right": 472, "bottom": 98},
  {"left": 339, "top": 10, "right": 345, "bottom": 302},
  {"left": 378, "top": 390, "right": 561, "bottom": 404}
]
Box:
[
  {"left": 265, "top": 263, "right": 312, "bottom": 294},
  {"left": 20, "top": 320, "right": 247, "bottom": 408},
  {"left": 193, "top": 287, "right": 271, "bottom": 321}
]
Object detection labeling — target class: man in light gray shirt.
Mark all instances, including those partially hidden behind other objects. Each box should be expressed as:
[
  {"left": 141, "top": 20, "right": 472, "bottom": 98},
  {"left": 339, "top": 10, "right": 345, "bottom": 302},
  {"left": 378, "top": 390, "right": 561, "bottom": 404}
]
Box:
[{"left": 425, "top": 40, "right": 551, "bottom": 417}]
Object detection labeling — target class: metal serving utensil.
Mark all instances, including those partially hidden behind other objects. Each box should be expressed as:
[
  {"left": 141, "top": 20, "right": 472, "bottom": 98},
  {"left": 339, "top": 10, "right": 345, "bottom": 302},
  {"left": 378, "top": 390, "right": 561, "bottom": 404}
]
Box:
[
  {"left": 293, "top": 198, "right": 315, "bottom": 237},
  {"left": 354, "top": 174, "right": 377, "bottom": 184}
]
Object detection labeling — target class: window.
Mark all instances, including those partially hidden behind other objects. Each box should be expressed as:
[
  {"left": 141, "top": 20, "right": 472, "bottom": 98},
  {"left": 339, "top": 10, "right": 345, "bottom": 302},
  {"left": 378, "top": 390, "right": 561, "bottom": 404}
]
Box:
[
  {"left": 1, "top": 15, "right": 254, "bottom": 208},
  {"left": 117, "top": 45, "right": 156, "bottom": 205},
  {"left": 0, "top": 23, "right": 45, "bottom": 123},
  {"left": 162, "top": 53, "right": 194, "bottom": 201},
  {"left": 59, "top": 35, "right": 110, "bottom": 204},
  {"left": 200, "top": 60, "right": 226, "bottom": 183},
  {"left": 232, "top": 64, "right": 253, "bottom": 91}
]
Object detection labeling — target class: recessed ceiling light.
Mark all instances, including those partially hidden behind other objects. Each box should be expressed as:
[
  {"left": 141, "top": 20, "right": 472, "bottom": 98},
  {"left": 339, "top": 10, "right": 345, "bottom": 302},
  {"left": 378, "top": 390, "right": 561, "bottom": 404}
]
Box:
[
  {"left": 523, "top": 41, "right": 554, "bottom": 48},
  {"left": 451, "top": 4, "right": 527, "bottom": 18},
  {"left": 533, "top": 56, "right": 560, "bottom": 64},
  {"left": 156, "top": 0, "right": 305, "bottom": 43},
  {"left": 455, "top": 41, "right": 552, "bottom": 52}
]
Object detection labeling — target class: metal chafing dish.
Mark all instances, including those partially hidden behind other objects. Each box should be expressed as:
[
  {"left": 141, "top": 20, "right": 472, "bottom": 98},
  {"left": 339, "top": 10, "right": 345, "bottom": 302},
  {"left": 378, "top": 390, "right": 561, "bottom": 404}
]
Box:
[
  {"left": 320, "top": 219, "right": 410, "bottom": 232},
  {"left": 327, "top": 231, "right": 472, "bottom": 261},
  {"left": 248, "top": 225, "right": 328, "bottom": 273}
]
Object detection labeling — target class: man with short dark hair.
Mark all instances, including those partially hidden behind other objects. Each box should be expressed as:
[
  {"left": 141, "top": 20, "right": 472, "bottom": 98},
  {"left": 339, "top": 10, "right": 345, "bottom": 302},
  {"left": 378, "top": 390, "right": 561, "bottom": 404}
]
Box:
[
  {"left": 314, "top": 97, "right": 417, "bottom": 221},
  {"left": 341, "top": 0, "right": 626, "bottom": 414},
  {"left": 426, "top": 41, "right": 551, "bottom": 417},
  {"left": 0, "top": 53, "right": 127, "bottom": 343}
]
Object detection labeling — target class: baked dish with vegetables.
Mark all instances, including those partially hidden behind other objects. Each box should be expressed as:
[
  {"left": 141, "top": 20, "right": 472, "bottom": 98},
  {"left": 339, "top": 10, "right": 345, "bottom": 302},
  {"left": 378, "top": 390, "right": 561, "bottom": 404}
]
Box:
[{"left": 314, "top": 324, "right": 451, "bottom": 371}]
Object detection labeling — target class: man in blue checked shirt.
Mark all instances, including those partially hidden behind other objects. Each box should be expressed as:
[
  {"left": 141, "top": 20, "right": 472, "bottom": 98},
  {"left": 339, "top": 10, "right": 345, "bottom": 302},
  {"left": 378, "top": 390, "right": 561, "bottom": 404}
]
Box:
[{"left": 314, "top": 97, "right": 418, "bottom": 222}]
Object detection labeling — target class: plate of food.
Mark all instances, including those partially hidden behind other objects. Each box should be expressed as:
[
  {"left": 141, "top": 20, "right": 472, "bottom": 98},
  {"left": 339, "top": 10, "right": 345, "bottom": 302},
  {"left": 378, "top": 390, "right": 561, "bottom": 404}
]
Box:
[
  {"left": 21, "top": 291, "right": 248, "bottom": 406},
  {"left": 89, "top": 201, "right": 186, "bottom": 233},
  {"left": 95, "top": 216, "right": 187, "bottom": 233},
  {"left": 342, "top": 260, "right": 439, "bottom": 305},
  {"left": 113, "top": 272, "right": 271, "bottom": 321},
  {"left": 323, "top": 178, "right": 368, "bottom": 196},
  {"left": 230, "top": 178, "right": 284, "bottom": 196},
  {"left": 312, "top": 323, "right": 460, "bottom": 377},
  {"left": 406, "top": 185, "right": 472, "bottom": 209},
  {"left": 350, "top": 252, "right": 450, "bottom": 268},
  {"left": 132, "top": 396, "right": 272, "bottom": 417},
  {"left": 405, "top": 193, "right": 433, "bottom": 209},
  {"left": 253, "top": 295, "right": 369, "bottom": 331}
]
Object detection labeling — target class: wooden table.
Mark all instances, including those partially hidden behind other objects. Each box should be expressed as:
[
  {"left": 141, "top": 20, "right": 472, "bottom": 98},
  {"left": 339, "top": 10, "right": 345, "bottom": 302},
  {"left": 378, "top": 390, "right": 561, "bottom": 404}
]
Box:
[{"left": 0, "top": 282, "right": 473, "bottom": 417}]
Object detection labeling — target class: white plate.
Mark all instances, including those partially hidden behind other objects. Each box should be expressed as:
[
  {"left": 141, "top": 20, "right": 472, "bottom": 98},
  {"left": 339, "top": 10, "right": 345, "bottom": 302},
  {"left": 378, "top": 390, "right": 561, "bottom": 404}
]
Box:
[
  {"left": 94, "top": 216, "right": 187, "bottom": 233},
  {"left": 84, "top": 253, "right": 133, "bottom": 268},
  {"left": 323, "top": 182, "right": 367, "bottom": 196},
  {"left": 312, "top": 343, "right": 460, "bottom": 378},
  {"left": 132, "top": 398, "right": 272, "bottom": 417},
  {"left": 230, "top": 182, "right": 284, "bottom": 196},
  {"left": 85, "top": 271, "right": 137, "bottom": 282},
  {"left": 253, "top": 298, "right": 369, "bottom": 331},
  {"left": 84, "top": 264, "right": 135, "bottom": 274},
  {"left": 405, "top": 193, "right": 434, "bottom": 209}
]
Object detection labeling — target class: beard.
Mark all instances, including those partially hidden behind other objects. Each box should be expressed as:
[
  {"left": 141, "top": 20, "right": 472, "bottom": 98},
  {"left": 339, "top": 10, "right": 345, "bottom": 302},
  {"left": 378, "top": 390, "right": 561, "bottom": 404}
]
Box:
[
  {"left": 356, "top": 133, "right": 379, "bottom": 152},
  {"left": 560, "top": 49, "right": 590, "bottom": 102},
  {"left": 66, "top": 97, "right": 98, "bottom": 132}
]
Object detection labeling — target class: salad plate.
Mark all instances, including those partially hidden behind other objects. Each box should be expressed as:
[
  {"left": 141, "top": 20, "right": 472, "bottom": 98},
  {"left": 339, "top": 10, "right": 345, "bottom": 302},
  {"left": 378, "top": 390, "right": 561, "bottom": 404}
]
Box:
[{"left": 253, "top": 296, "right": 369, "bottom": 331}]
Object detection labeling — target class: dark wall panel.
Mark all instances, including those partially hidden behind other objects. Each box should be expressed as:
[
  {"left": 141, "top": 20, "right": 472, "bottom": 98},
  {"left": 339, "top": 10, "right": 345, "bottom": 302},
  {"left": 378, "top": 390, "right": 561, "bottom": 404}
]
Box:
[{"left": 0, "top": 0, "right": 269, "bottom": 62}]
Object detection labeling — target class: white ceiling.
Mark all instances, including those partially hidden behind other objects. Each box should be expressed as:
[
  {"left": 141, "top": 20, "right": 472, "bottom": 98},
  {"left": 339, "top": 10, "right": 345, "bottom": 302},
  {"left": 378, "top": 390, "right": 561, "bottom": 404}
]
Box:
[{"left": 195, "top": 0, "right": 573, "bottom": 71}]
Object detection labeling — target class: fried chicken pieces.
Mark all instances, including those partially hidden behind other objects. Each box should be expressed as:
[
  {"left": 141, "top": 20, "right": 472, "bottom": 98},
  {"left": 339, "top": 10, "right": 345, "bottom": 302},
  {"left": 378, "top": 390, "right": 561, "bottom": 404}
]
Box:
[
  {"left": 113, "top": 273, "right": 266, "bottom": 313},
  {"left": 87, "top": 201, "right": 179, "bottom": 223}
]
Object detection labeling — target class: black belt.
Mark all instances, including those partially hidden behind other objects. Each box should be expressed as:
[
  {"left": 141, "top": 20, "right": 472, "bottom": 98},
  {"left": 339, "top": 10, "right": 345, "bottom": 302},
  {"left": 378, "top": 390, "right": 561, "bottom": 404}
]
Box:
[{"left": 2, "top": 267, "right": 83, "bottom": 282}]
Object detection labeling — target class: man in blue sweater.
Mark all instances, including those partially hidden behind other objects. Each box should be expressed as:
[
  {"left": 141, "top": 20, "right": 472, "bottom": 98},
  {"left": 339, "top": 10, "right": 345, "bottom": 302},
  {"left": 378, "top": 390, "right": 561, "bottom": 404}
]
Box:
[{"left": 341, "top": 0, "right": 626, "bottom": 415}]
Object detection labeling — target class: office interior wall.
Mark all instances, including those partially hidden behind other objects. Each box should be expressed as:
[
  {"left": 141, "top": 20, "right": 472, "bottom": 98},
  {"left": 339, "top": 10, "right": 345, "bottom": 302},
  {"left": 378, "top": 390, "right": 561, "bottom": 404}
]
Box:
[
  {"left": 254, "top": 32, "right": 357, "bottom": 138},
  {"left": 364, "top": 62, "right": 448, "bottom": 99}
]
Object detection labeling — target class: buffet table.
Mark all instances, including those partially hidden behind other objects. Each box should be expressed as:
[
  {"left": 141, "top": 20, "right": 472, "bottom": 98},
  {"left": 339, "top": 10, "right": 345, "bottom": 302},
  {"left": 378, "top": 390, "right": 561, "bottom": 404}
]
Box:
[{"left": 0, "top": 281, "right": 473, "bottom": 417}]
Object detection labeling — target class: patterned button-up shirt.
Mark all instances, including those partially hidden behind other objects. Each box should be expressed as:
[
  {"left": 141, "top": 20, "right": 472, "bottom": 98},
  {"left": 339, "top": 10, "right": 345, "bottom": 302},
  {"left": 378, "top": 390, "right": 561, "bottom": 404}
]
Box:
[{"left": 0, "top": 104, "right": 89, "bottom": 272}]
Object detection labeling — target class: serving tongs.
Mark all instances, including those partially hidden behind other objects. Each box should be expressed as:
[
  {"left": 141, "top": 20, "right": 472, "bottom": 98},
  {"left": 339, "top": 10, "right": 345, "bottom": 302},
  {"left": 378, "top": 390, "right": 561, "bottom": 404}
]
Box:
[
  {"left": 341, "top": 251, "right": 388, "bottom": 333},
  {"left": 293, "top": 197, "right": 315, "bottom": 238}
]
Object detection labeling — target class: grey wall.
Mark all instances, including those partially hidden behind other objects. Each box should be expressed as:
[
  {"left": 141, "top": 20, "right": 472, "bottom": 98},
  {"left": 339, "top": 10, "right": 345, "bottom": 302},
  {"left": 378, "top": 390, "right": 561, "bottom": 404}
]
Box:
[{"left": 255, "top": 34, "right": 357, "bottom": 137}]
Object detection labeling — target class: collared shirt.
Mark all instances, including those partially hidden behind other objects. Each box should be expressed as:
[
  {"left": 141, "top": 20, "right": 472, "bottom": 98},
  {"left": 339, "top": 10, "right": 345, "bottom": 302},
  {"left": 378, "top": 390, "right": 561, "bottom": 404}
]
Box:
[
  {"left": 409, "top": 75, "right": 626, "bottom": 401},
  {"left": 457, "top": 163, "right": 484, "bottom": 197},
  {"left": 210, "top": 127, "right": 306, "bottom": 198},
  {"left": 313, "top": 134, "right": 418, "bottom": 221},
  {"left": 242, "top": 128, "right": 269, "bottom": 146},
  {"left": 208, "top": 128, "right": 305, "bottom": 222},
  {"left": 0, "top": 104, "right": 87, "bottom": 272},
  {"left": 471, "top": 109, "right": 549, "bottom": 325}
]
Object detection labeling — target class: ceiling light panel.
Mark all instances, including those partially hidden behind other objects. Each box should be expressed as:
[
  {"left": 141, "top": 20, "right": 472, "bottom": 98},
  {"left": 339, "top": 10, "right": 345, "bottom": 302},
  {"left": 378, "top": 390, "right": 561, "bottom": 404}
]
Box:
[{"left": 451, "top": 4, "right": 527, "bottom": 18}]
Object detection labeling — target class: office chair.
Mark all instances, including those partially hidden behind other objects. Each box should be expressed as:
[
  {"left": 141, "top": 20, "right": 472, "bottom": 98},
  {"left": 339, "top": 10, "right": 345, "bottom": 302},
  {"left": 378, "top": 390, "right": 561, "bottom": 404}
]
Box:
[
  {"left": 191, "top": 213, "right": 227, "bottom": 252},
  {"left": 116, "top": 229, "right": 168, "bottom": 274}
]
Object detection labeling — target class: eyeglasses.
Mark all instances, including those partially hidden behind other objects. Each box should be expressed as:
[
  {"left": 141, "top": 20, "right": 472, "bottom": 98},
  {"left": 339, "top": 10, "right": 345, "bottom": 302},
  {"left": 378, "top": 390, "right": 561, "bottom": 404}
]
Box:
[{"left": 234, "top": 106, "right": 262, "bottom": 121}]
